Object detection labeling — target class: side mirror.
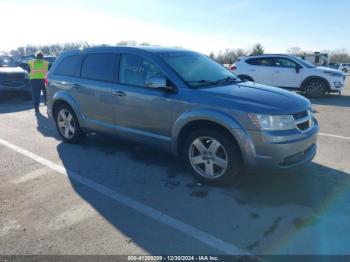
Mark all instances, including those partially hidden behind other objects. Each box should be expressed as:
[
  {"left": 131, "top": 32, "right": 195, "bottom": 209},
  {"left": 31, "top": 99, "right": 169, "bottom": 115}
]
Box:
[
  {"left": 296, "top": 65, "right": 301, "bottom": 74},
  {"left": 145, "top": 75, "right": 173, "bottom": 91}
]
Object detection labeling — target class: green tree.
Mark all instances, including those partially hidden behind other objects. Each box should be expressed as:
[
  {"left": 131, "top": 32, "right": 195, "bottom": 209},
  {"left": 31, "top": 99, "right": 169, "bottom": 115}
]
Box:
[{"left": 251, "top": 43, "right": 264, "bottom": 55}]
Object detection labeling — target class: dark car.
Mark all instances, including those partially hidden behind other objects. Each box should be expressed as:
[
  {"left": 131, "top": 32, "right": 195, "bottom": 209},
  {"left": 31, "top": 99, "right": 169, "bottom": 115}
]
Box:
[
  {"left": 0, "top": 56, "right": 31, "bottom": 99},
  {"left": 17, "top": 55, "right": 56, "bottom": 72}
]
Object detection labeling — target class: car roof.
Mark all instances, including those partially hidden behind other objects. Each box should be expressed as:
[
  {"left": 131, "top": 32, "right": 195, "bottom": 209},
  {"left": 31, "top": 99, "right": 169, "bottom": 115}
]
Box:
[
  {"left": 60, "top": 46, "right": 192, "bottom": 57},
  {"left": 242, "top": 54, "right": 298, "bottom": 60}
]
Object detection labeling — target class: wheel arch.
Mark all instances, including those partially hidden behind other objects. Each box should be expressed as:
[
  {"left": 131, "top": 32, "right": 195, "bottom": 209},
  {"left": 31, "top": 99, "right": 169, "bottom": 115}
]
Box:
[
  {"left": 52, "top": 92, "right": 85, "bottom": 126},
  {"left": 172, "top": 110, "right": 255, "bottom": 165},
  {"left": 300, "top": 76, "right": 331, "bottom": 92}
]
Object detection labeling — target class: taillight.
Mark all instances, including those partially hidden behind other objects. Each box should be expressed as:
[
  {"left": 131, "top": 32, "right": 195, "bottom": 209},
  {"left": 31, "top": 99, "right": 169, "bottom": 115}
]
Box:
[
  {"left": 44, "top": 74, "right": 48, "bottom": 87},
  {"left": 229, "top": 65, "right": 237, "bottom": 71}
]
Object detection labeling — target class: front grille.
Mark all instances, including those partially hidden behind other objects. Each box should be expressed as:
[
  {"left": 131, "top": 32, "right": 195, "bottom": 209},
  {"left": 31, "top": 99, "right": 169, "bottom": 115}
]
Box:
[
  {"left": 293, "top": 110, "right": 308, "bottom": 120},
  {"left": 297, "top": 121, "right": 310, "bottom": 131},
  {"left": 292, "top": 110, "right": 312, "bottom": 132},
  {"left": 0, "top": 73, "right": 26, "bottom": 88}
]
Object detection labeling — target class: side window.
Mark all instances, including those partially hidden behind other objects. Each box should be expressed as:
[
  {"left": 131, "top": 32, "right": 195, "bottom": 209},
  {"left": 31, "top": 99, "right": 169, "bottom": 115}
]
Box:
[
  {"left": 274, "top": 58, "right": 297, "bottom": 68},
  {"left": 246, "top": 58, "right": 261, "bottom": 65},
  {"left": 54, "top": 55, "right": 83, "bottom": 77},
  {"left": 81, "top": 53, "right": 116, "bottom": 82},
  {"left": 246, "top": 58, "right": 275, "bottom": 66},
  {"left": 259, "top": 58, "right": 275, "bottom": 67},
  {"left": 119, "top": 54, "right": 163, "bottom": 87}
]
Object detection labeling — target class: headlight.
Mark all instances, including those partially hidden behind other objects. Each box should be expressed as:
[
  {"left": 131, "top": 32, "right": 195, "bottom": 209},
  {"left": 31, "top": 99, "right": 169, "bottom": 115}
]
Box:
[
  {"left": 323, "top": 71, "right": 344, "bottom": 77},
  {"left": 248, "top": 113, "right": 295, "bottom": 131}
]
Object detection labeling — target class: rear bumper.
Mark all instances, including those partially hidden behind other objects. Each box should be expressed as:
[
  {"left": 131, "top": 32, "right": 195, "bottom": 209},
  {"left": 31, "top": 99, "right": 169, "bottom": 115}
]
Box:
[{"left": 240, "top": 120, "right": 319, "bottom": 172}]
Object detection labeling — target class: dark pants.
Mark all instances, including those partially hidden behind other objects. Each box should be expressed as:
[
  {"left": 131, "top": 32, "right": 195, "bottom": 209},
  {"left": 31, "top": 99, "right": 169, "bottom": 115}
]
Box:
[{"left": 31, "top": 79, "right": 46, "bottom": 111}]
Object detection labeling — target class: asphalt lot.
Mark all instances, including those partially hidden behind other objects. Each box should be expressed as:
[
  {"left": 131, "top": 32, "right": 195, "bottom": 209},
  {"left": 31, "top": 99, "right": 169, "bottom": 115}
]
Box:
[{"left": 1, "top": 78, "right": 350, "bottom": 256}]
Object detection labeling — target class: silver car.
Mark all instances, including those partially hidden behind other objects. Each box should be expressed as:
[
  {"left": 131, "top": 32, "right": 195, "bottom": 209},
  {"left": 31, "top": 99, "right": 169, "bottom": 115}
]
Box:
[{"left": 47, "top": 46, "right": 319, "bottom": 184}]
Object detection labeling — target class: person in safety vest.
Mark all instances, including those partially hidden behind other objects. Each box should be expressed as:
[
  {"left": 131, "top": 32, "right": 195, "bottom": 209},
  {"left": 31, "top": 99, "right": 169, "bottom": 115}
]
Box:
[{"left": 27, "top": 51, "right": 49, "bottom": 114}]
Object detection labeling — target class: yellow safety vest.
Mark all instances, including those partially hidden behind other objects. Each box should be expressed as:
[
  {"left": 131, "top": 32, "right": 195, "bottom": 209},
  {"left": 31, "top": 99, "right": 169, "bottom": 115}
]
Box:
[{"left": 28, "top": 59, "right": 49, "bottom": 80}]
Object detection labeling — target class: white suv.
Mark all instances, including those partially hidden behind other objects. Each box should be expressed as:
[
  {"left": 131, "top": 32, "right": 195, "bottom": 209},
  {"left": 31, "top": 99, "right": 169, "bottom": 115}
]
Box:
[
  {"left": 339, "top": 63, "right": 350, "bottom": 73},
  {"left": 232, "top": 54, "right": 346, "bottom": 98}
]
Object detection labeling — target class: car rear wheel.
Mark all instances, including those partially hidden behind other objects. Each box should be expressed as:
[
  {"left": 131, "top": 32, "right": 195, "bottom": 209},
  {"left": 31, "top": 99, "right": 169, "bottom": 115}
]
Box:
[
  {"left": 342, "top": 68, "right": 348, "bottom": 73},
  {"left": 55, "top": 104, "right": 85, "bottom": 143},
  {"left": 182, "top": 129, "right": 241, "bottom": 184},
  {"left": 304, "top": 79, "right": 327, "bottom": 98}
]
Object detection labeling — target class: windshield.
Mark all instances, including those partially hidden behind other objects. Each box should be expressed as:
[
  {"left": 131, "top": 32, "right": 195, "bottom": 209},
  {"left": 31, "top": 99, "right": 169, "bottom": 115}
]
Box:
[
  {"left": 0, "top": 56, "right": 17, "bottom": 67},
  {"left": 292, "top": 56, "right": 316, "bottom": 68},
  {"left": 160, "top": 52, "right": 238, "bottom": 88}
]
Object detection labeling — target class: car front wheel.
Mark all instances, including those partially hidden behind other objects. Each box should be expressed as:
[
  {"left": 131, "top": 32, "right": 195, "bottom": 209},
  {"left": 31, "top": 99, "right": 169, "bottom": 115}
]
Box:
[
  {"left": 304, "top": 79, "right": 327, "bottom": 98},
  {"left": 55, "top": 104, "right": 85, "bottom": 143},
  {"left": 182, "top": 129, "right": 241, "bottom": 184}
]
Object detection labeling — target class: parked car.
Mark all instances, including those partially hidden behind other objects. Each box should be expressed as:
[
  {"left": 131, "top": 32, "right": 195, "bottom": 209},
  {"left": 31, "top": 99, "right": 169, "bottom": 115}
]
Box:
[
  {"left": 339, "top": 63, "right": 350, "bottom": 73},
  {"left": 0, "top": 56, "right": 31, "bottom": 99},
  {"left": 328, "top": 63, "right": 339, "bottom": 69},
  {"left": 17, "top": 55, "right": 56, "bottom": 72},
  {"left": 47, "top": 47, "right": 319, "bottom": 184},
  {"left": 231, "top": 54, "right": 346, "bottom": 97}
]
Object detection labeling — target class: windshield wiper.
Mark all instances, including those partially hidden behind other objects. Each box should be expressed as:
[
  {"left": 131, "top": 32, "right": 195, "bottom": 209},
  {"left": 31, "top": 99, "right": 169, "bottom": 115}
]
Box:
[
  {"left": 216, "top": 76, "right": 241, "bottom": 84},
  {"left": 185, "top": 80, "right": 218, "bottom": 86}
]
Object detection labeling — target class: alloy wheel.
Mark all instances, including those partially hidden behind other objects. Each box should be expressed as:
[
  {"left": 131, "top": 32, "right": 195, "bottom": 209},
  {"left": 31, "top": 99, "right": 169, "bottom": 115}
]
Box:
[
  {"left": 57, "top": 109, "right": 76, "bottom": 139},
  {"left": 188, "top": 136, "right": 228, "bottom": 179}
]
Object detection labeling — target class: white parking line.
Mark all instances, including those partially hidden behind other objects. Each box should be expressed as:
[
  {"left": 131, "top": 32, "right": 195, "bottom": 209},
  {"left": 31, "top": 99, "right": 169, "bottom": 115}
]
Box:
[
  {"left": 0, "top": 137, "right": 250, "bottom": 256},
  {"left": 319, "top": 133, "right": 350, "bottom": 140}
]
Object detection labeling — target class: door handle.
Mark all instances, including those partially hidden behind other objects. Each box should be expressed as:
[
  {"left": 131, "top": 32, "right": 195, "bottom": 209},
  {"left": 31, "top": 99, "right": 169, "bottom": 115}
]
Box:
[
  {"left": 112, "top": 90, "right": 126, "bottom": 97},
  {"left": 72, "top": 83, "right": 82, "bottom": 89},
  {"left": 250, "top": 69, "right": 256, "bottom": 72}
]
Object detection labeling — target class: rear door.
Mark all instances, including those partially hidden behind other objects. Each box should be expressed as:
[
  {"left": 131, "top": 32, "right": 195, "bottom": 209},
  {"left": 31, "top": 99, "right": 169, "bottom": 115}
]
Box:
[
  {"left": 76, "top": 53, "right": 117, "bottom": 129},
  {"left": 245, "top": 57, "right": 275, "bottom": 85}
]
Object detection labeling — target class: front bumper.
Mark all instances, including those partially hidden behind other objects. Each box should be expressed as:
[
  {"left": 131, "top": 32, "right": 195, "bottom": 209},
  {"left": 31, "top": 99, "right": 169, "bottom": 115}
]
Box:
[
  {"left": 243, "top": 120, "right": 319, "bottom": 171},
  {"left": 329, "top": 76, "right": 346, "bottom": 91},
  {"left": 0, "top": 79, "right": 31, "bottom": 93}
]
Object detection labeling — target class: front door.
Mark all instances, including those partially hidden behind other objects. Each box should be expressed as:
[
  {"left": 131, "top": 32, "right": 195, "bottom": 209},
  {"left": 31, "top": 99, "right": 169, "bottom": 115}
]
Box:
[
  {"left": 272, "top": 57, "right": 302, "bottom": 88},
  {"left": 112, "top": 53, "right": 172, "bottom": 143}
]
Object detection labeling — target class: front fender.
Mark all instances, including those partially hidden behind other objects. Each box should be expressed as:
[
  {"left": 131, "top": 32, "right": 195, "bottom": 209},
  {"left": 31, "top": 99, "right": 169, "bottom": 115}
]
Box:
[
  {"left": 171, "top": 109, "right": 256, "bottom": 163},
  {"left": 51, "top": 91, "right": 85, "bottom": 126}
]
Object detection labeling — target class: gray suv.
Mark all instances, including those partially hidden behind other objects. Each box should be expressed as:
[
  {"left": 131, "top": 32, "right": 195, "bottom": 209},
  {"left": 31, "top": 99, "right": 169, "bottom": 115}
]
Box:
[{"left": 47, "top": 46, "right": 319, "bottom": 183}]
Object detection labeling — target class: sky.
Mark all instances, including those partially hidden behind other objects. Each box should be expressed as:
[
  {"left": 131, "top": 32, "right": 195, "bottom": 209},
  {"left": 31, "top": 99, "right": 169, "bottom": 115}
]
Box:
[{"left": 1, "top": 0, "right": 350, "bottom": 54}]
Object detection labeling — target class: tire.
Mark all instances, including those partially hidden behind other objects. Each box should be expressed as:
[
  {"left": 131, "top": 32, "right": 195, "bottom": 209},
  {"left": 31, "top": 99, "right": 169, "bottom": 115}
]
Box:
[
  {"left": 342, "top": 68, "right": 348, "bottom": 73},
  {"left": 304, "top": 79, "right": 327, "bottom": 98},
  {"left": 54, "top": 104, "right": 85, "bottom": 143},
  {"left": 238, "top": 75, "right": 254, "bottom": 82},
  {"left": 182, "top": 128, "right": 241, "bottom": 184}
]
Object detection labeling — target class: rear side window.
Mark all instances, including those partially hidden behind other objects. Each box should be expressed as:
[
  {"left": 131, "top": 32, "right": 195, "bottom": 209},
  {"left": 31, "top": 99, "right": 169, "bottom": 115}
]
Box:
[
  {"left": 246, "top": 57, "right": 275, "bottom": 66},
  {"left": 81, "top": 53, "right": 116, "bottom": 82},
  {"left": 54, "top": 55, "right": 82, "bottom": 77}
]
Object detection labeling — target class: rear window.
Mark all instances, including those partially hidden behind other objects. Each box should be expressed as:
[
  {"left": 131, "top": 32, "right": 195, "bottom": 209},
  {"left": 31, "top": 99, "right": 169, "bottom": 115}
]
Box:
[
  {"left": 54, "top": 55, "right": 83, "bottom": 77},
  {"left": 81, "top": 53, "right": 116, "bottom": 82}
]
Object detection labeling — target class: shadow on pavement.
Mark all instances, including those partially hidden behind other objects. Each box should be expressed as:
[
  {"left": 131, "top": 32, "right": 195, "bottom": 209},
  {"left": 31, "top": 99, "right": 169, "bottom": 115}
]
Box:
[
  {"left": 0, "top": 91, "right": 33, "bottom": 113},
  {"left": 229, "top": 163, "right": 350, "bottom": 208},
  {"left": 35, "top": 112, "right": 60, "bottom": 139},
  {"left": 55, "top": 133, "right": 350, "bottom": 254},
  {"left": 309, "top": 94, "right": 350, "bottom": 108}
]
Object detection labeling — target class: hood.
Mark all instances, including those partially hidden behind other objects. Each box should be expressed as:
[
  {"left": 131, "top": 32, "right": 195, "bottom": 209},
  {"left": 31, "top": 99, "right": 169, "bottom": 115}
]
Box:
[
  {"left": 201, "top": 81, "right": 310, "bottom": 114},
  {"left": 316, "top": 66, "right": 345, "bottom": 75},
  {"left": 0, "top": 66, "right": 27, "bottom": 74}
]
